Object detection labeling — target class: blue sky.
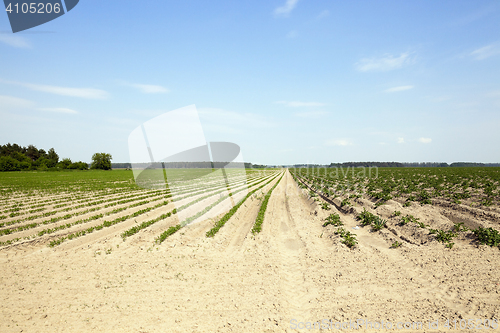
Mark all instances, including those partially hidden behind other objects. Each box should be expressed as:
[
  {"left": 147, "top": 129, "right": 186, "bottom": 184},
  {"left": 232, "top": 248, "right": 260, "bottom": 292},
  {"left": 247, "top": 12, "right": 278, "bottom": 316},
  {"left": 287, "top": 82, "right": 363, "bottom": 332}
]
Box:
[{"left": 1, "top": 0, "right": 499, "bottom": 165}]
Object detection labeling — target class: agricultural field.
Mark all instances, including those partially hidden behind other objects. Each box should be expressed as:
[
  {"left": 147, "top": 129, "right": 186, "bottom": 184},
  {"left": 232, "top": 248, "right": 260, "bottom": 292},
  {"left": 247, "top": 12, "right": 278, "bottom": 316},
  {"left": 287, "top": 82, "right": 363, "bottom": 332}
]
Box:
[{"left": 1, "top": 168, "right": 499, "bottom": 332}]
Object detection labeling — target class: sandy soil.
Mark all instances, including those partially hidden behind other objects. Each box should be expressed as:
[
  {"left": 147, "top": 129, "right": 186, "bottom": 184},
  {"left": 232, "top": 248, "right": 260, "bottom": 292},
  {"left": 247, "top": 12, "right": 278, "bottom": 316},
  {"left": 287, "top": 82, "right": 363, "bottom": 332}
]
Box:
[{"left": 1, "top": 170, "right": 499, "bottom": 332}]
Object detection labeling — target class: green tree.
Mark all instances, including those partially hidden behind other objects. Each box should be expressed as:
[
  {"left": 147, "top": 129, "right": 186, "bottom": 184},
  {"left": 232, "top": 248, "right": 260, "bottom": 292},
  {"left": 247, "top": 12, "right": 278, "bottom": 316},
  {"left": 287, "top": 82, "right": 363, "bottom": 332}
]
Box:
[
  {"left": 69, "top": 161, "right": 89, "bottom": 170},
  {"left": 47, "top": 148, "right": 59, "bottom": 165},
  {"left": 57, "top": 158, "right": 72, "bottom": 169},
  {"left": 91, "top": 153, "right": 112, "bottom": 170},
  {"left": 0, "top": 156, "right": 21, "bottom": 171}
]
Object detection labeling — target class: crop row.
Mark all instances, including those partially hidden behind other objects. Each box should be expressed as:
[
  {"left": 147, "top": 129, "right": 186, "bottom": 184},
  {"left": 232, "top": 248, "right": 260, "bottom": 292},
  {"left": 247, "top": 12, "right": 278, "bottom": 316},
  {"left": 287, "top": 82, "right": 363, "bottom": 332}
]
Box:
[
  {"left": 204, "top": 172, "right": 283, "bottom": 238},
  {"left": 251, "top": 174, "right": 283, "bottom": 234},
  {"left": 155, "top": 171, "right": 281, "bottom": 243}
]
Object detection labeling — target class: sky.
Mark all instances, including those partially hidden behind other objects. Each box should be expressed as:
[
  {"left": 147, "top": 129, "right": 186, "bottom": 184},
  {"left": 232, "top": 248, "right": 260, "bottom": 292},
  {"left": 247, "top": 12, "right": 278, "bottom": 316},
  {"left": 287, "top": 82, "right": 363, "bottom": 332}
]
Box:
[{"left": 0, "top": 0, "right": 499, "bottom": 165}]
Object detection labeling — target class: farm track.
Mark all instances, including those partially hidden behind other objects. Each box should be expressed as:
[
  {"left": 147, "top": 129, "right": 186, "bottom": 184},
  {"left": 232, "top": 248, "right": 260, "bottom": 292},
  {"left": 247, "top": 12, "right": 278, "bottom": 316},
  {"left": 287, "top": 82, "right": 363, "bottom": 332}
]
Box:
[{"left": 0, "top": 170, "right": 499, "bottom": 332}]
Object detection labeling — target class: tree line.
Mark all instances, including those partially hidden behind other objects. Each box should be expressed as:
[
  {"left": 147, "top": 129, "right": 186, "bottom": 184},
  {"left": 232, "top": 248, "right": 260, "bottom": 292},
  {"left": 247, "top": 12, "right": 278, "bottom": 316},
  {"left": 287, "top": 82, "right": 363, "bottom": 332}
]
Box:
[
  {"left": 0, "top": 143, "right": 112, "bottom": 172},
  {"left": 290, "top": 162, "right": 500, "bottom": 168}
]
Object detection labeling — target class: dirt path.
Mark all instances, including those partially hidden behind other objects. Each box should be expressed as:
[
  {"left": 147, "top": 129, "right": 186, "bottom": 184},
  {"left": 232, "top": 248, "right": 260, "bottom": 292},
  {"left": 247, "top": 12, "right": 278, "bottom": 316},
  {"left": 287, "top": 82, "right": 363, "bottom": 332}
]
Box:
[{"left": 0, "top": 170, "right": 499, "bottom": 333}]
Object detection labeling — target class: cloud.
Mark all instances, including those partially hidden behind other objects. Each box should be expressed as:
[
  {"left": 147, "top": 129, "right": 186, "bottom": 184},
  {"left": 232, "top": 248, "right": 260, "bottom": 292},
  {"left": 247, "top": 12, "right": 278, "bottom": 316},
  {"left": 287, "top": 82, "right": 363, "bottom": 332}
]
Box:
[
  {"left": 294, "top": 110, "right": 328, "bottom": 118},
  {"left": 0, "top": 95, "right": 34, "bottom": 109},
  {"left": 274, "top": 0, "right": 299, "bottom": 17},
  {"left": 355, "top": 52, "right": 413, "bottom": 72},
  {"left": 471, "top": 42, "right": 500, "bottom": 60},
  {"left": 385, "top": 85, "right": 414, "bottom": 93},
  {"left": 0, "top": 34, "right": 30, "bottom": 48},
  {"left": 38, "top": 107, "right": 78, "bottom": 114},
  {"left": 128, "top": 83, "right": 169, "bottom": 94},
  {"left": 317, "top": 10, "right": 330, "bottom": 19},
  {"left": 325, "top": 139, "right": 352, "bottom": 146},
  {"left": 0, "top": 79, "right": 108, "bottom": 99},
  {"left": 418, "top": 137, "right": 432, "bottom": 144},
  {"left": 397, "top": 137, "right": 405, "bottom": 144},
  {"left": 276, "top": 101, "right": 326, "bottom": 107}
]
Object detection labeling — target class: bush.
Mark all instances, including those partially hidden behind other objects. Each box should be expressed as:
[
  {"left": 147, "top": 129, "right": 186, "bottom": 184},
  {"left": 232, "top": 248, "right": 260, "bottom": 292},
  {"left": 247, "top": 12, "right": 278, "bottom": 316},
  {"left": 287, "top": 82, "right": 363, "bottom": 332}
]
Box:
[
  {"left": 91, "top": 153, "right": 112, "bottom": 170},
  {"left": 0, "top": 156, "right": 21, "bottom": 171}
]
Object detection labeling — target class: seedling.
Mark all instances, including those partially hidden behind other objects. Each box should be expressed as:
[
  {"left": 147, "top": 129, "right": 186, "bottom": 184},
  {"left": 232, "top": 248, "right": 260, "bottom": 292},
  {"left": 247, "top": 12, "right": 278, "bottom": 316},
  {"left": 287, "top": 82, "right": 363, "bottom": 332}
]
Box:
[
  {"left": 391, "top": 241, "right": 402, "bottom": 248},
  {"left": 400, "top": 214, "right": 419, "bottom": 226},
  {"left": 393, "top": 211, "right": 401, "bottom": 217},
  {"left": 340, "top": 198, "right": 351, "bottom": 207},
  {"left": 453, "top": 222, "right": 469, "bottom": 232},
  {"left": 416, "top": 221, "right": 428, "bottom": 229},
  {"left": 473, "top": 227, "right": 500, "bottom": 247},
  {"left": 321, "top": 202, "right": 330, "bottom": 210},
  {"left": 342, "top": 233, "right": 358, "bottom": 248},
  {"left": 322, "top": 213, "right": 343, "bottom": 227},
  {"left": 371, "top": 217, "right": 387, "bottom": 231},
  {"left": 357, "top": 208, "right": 376, "bottom": 226},
  {"left": 434, "top": 229, "right": 457, "bottom": 243}
]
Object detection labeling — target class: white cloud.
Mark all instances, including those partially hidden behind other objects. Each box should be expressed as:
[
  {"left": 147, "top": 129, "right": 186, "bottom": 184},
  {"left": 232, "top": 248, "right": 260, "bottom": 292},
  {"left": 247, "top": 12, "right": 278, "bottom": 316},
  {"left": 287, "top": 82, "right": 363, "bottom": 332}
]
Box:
[
  {"left": 128, "top": 83, "right": 169, "bottom": 94},
  {"left": 0, "top": 95, "right": 34, "bottom": 109},
  {"left": 356, "top": 52, "right": 413, "bottom": 72},
  {"left": 317, "top": 10, "right": 330, "bottom": 19},
  {"left": 24, "top": 83, "right": 108, "bottom": 99},
  {"left": 385, "top": 85, "right": 414, "bottom": 93},
  {"left": 471, "top": 42, "right": 500, "bottom": 60},
  {"left": 294, "top": 110, "right": 328, "bottom": 118},
  {"left": 276, "top": 101, "right": 326, "bottom": 107},
  {"left": 397, "top": 137, "right": 405, "bottom": 144},
  {"left": 274, "top": 0, "right": 299, "bottom": 17},
  {"left": 418, "top": 137, "right": 432, "bottom": 144},
  {"left": 1, "top": 79, "right": 109, "bottom": 99},
  {"left": 325, "top": 139, "right": 352, "bottom": 146},
  {"left": 0, "top": 34, "right": 30, "bottom": 48},
  {"left": 38, "top": 108, "right": 78, "bottom": 114}
]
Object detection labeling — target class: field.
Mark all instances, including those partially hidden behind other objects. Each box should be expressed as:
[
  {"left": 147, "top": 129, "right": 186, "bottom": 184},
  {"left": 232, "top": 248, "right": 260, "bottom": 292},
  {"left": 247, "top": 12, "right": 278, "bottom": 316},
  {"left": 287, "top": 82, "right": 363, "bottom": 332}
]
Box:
[{"left": 1, "top": 168, "right": 499, "bottom": 332}]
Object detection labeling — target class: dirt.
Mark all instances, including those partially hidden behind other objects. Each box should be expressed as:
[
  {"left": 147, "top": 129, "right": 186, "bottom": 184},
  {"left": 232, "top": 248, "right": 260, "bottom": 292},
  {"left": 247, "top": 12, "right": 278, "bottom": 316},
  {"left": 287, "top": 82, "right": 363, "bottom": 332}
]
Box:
[{"left": 0, "top": 170, "right": 499, "bottom": 332}]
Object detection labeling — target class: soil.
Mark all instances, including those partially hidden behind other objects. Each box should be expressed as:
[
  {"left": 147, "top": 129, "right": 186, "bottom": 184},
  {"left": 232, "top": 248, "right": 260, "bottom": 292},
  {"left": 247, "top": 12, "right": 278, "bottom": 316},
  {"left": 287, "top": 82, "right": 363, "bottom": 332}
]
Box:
[{"left": 0, "top": 170, "right": 499, "bottom": 332}]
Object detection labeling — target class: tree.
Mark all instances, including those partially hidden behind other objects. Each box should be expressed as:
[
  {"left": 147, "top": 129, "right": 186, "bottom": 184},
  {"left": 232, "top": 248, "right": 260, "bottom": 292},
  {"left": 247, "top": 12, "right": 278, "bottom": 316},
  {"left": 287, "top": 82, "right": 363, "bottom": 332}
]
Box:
[
  {"left": 47, "top": 148, "right": 59, "bottom": 165},
  {"left": 0, "top": 156, "right": 21, "bottom": 171},
  {"left": 68, "top": 161, "right": 89, "bottom": 170},
  {"left": 91, "top": 153, "right": 112, "bottom": 170},
  {"left": 26, "top": 145, "right": 40, "bottom": 161},
  {"left": 57, "top": 158, "right": 72, "bottom": 169}
]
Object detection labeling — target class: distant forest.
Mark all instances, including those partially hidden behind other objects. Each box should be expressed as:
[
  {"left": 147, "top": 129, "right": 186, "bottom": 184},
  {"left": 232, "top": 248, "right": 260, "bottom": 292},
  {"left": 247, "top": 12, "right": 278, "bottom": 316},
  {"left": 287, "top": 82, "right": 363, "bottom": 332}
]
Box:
[
  {"left": 0, "top": 143, "right": 88, "bottom": 171},
  {"left": 111, "top": 162, "right": 268, "bottom": 169}
]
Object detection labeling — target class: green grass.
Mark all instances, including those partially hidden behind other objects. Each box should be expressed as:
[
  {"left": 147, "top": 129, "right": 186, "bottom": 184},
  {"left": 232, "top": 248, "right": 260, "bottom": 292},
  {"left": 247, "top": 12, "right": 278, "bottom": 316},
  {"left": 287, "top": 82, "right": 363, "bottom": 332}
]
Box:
[{"left": 0, "top": 169, "right": 140, "bottom": 194}]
